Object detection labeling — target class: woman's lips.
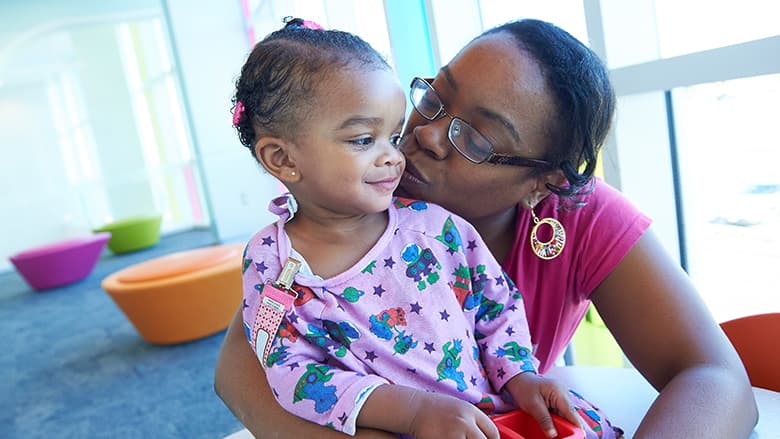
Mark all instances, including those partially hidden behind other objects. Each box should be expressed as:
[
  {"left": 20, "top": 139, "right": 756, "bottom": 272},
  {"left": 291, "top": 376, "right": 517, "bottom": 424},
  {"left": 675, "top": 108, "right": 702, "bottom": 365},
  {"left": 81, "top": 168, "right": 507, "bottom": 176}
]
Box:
[{"left": 401, "top": 163, "right": 427, "bottom": 185}]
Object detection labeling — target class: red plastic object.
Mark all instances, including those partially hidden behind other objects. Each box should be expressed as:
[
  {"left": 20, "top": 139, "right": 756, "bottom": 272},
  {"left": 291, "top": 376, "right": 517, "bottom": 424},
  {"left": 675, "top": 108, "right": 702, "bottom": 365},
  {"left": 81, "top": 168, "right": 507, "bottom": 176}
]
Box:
[
  {"left": 492, "top": 410, "right": 585, "bottom": 439},
  {"left": 720, "top": 313, "right": 780, "bottom": 391}
]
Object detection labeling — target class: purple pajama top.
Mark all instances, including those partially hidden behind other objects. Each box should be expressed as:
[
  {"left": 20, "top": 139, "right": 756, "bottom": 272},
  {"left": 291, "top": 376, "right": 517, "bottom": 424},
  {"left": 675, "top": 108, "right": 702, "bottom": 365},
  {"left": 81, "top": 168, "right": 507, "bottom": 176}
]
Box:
[{"left": 242, "top": 195, "right": 537, "bottom": 435}]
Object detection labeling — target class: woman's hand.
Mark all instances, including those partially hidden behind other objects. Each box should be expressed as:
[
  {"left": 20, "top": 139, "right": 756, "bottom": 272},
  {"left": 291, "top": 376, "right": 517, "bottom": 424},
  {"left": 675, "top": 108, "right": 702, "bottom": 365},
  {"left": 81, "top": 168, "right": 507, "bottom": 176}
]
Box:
[{"left": 503, "top": 372, "right": 584, "bottom": 438}]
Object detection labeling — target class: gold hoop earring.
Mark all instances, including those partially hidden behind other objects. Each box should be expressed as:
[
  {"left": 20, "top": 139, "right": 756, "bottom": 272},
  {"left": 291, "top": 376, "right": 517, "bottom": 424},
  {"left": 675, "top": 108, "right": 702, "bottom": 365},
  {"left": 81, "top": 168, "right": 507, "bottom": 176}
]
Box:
[{"left": 530, "top": 208, "right": 566, "bottom": 260}]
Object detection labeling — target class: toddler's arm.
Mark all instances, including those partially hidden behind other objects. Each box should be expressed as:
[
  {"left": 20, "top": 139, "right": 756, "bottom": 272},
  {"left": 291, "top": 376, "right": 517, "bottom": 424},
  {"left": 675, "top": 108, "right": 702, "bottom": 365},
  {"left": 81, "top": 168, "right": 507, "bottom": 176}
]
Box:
[
  {"left": 357, "top": 384, "right": 499, "bottom": 439},
  {"left": 258, "top": 318, "right": 389, "bottom": 435}
]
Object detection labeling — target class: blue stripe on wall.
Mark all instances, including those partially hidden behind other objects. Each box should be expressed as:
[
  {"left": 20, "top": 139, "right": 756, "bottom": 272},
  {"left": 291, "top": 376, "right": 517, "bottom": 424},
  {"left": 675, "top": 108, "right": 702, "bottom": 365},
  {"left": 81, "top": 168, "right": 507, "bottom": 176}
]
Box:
[{"left": 384, "top": 0, "right": 436, "bottom": 90}]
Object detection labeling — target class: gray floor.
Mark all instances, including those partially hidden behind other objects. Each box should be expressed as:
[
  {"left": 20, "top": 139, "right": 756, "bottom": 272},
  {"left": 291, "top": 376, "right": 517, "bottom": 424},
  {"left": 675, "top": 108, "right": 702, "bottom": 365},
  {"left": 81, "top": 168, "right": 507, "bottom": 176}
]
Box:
[{"left": 1, "top": 229, "right": 246, "bottom": 439}]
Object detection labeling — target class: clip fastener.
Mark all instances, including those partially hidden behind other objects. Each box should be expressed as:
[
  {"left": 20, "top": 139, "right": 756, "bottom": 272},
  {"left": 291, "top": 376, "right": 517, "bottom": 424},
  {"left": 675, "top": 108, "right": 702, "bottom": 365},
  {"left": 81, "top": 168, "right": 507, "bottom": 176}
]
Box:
[{"left": 276, "top": 257, "right": 301, "bottom": 291}]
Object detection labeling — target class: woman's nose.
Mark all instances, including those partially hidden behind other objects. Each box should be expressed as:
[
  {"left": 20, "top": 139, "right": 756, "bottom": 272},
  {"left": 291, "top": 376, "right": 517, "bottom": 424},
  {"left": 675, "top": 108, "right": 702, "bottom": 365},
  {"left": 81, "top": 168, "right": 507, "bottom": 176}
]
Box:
[{"left": 404, "top": 113, "right": 452, "bottom": 160}]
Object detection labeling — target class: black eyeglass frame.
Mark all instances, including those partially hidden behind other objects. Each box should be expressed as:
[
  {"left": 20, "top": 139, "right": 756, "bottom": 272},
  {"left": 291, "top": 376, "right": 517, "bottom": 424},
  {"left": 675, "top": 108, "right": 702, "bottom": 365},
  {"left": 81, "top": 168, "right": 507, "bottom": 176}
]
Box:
[{"left": 409, "top": 77, "right": 553, "bottom": 169}]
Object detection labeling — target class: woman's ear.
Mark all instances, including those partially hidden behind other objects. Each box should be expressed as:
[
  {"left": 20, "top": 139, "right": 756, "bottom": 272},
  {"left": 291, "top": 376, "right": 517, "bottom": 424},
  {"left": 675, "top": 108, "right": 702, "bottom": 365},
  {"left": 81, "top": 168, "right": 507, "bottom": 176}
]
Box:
[
  {"left": 254, "top": 136, "right": 300, "bottom": 183},
  {"left": 522, "top": 170, "right": 566, "bottom": 209}
]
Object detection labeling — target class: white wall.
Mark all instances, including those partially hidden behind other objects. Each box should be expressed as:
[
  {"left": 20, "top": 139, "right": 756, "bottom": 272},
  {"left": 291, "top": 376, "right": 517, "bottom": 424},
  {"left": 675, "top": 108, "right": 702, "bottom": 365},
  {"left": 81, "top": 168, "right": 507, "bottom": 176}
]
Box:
[{"left": 162, "top": 0, "right": 281, "bottom": 243}]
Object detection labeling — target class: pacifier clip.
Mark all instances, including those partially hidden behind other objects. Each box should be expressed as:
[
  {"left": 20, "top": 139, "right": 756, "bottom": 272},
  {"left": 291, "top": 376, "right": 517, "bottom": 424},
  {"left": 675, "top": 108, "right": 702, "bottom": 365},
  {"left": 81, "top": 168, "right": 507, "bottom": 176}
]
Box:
[{"left": 252, "top": 258, "right": 301, "bottom": 367}]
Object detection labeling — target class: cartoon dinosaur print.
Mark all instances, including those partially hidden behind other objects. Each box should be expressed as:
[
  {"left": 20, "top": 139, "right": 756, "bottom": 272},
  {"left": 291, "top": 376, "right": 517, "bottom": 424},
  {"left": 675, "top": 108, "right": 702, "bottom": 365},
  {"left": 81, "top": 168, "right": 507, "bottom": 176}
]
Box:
[
  {"left": 450, "top": 264, "right": 472, "bottom": 309},
  {"left": 451, "top": 264, "right": 483, "bottom": 311},
  {"left": 475, "top": 394, "right": 495, "bottom": 414},
  {"left": 497, "top": 271, "right": 524, "bottom": 301},
  {"left": 570, "top": 390, "right": 604, "bottom": 438},
  {"left": 493, "top": 341, "right": 535, "bottom": 371},
  {"left": 266, "top": 321, "right": 301, "bottom": 367},
  {"left": 435, "top": 216, "right": 463, "bottom": 254},
  {"left": 436, "top": 340, "right": 468, "bottom": 391},
  {"left": 393, "top": 330, "right": 418, "bottom": 355},
  {"left": 293, "top": 363, "right": 338, "bottom": 414},
  {"left": 393, "top": 197, "right": 428, "bottom": 211},
  {"left": 304, "top": 323, "right": 348, "bottom": 357},
  {"left": 293, "top": 285, "right": 316, "bottom": 306},
  {"left": 361, "top": 260, "right": 377, "bottom": 274},
  {"left": 241, "top": 244, "right": 252, "bottom": 274},
  {"left": 322, "top": 320, "right": 360, "bottom": 349},
  {"left": 401, "top": 243, "right": 441, "bottom": 291},
  {"left": 476, "top": 295, "right": 504, "bottom": 322},
  {"left": 368, "top": 314, "right": 394, "bottom": 340},
  {"left": 266, "top": 343, "right": 291, "bottom": 367},
  {"left": 470, "top": 264, "right": 488, "bottom": 297},
  {"left": 472, "top": 345, "right": 486, "bottom": 378},
  {"left": 368, "top": 308, "right": 417, "bottom": 355},
  {"left": 278, "top": 320, "right": 300, "bottom": 343}
]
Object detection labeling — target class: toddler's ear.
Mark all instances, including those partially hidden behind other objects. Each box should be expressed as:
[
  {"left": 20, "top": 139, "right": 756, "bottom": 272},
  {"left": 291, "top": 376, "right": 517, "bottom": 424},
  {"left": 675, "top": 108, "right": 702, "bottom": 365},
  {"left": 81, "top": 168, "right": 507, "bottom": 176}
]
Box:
[{"left": 254, "top": 137, "right": 300, "bottom": 182}]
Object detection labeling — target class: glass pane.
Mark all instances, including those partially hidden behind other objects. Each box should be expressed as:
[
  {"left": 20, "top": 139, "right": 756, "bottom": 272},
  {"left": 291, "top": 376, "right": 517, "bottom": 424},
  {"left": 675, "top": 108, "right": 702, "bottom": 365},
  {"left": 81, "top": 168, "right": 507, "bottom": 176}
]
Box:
[
  {"left": 603, "top": 0, "right": 780, "bottom": 68},
  {"left": 431, "top": 0, "right": 588, "bottom": 68},
  {"left": 0, "top": 3, "right": 209, "bottom": 271},
  {"left": 655, "top": 0, "right": 780, "bottom": 59},
  {"left": 672, "top": 74, "right": 780, "bottom": 321},
  {"left": 247, "top": 0, "right": 393, "bottom": 66},
  {"left": 479, "top": 0, "right": 588, "bottom": 45}
]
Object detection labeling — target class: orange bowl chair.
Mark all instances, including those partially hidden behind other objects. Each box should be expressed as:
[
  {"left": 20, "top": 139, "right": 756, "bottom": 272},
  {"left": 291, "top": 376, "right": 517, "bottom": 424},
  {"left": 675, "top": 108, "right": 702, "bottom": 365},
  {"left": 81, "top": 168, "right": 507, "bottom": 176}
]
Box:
[
  {"left": 720, "top": 313, "right": 780, "bottom": 391},
  {"left": 102, "top": 243, "right": 244, "bottom": 345}
]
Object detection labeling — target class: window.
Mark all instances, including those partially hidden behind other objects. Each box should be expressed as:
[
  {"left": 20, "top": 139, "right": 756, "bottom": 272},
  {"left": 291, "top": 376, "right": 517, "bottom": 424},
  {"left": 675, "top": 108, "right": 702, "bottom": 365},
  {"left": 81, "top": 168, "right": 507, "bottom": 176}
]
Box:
[
  {"left": 600, "top": 0, "right": 780, "bottom": 320},
  {"left": 0, "top": 4, "right": 207, "bottom": 271},
  {"left": 671, "top": 74, "right": 780, "bottom": 321},
  {"left": 429, "top": 0, "right": 588, "bottom": 66},
  {"left": 603, "top": 0, "right": 780, "bottom": 69},
  {"left": 242, "top": 0, "right": 393, "bottom": 65}
]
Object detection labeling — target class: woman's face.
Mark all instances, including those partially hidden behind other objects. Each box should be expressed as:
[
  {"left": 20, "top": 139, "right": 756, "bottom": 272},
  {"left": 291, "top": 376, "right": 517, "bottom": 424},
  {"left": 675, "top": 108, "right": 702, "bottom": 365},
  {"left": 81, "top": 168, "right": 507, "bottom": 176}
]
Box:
[{"left": 397, "top": 33, "right": 557, "bottom": 223}]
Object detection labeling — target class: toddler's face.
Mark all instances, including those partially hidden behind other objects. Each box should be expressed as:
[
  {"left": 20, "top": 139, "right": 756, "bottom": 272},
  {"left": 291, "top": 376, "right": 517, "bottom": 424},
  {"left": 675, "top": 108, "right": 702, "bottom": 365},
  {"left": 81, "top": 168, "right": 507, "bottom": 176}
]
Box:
[{"left": 289, "top": 67, "right": 407, "bottom": 217}]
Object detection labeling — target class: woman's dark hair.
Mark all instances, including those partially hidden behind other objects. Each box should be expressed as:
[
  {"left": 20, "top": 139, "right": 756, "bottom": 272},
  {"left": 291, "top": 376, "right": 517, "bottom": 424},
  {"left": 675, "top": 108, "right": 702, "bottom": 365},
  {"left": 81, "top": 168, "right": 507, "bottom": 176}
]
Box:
[
  {"left": 233, "top": 18, "right": 390, "bottom": 159},
  {"left": 482, "top": 19, "right": 616, "bottom": 205}
]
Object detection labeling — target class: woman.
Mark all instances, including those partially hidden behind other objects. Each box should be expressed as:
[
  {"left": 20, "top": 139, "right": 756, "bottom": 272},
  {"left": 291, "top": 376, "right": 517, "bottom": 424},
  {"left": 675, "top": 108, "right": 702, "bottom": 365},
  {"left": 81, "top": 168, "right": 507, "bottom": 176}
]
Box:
[{"left": 215, "top": 19, "right": 757, "bottom": 438}]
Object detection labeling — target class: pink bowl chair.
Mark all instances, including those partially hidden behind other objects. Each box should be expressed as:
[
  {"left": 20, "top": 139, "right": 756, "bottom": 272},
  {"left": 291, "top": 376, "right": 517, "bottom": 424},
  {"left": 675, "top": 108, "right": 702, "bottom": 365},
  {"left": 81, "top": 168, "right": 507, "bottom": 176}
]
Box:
[{"left": 9, "top": 232, "right": 111, "bottom": 291}]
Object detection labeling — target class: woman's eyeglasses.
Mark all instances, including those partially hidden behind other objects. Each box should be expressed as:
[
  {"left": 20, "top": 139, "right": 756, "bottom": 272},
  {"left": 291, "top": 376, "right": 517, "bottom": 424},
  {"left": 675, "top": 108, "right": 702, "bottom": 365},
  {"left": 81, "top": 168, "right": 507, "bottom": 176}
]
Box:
[{"left": 409, "top": 77, "right": 552, "bottom": 168}]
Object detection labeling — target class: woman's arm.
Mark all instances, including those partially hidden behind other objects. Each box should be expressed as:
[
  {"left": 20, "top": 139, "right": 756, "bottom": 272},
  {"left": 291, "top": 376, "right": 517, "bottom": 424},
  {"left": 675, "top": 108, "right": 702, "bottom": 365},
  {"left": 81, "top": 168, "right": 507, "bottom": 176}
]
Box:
[
  {"left": 214, "top": 307, "right": 396, "bottom": 439},
  {"left": 592, "top": 228, "right": 758, "bottom": 438}
]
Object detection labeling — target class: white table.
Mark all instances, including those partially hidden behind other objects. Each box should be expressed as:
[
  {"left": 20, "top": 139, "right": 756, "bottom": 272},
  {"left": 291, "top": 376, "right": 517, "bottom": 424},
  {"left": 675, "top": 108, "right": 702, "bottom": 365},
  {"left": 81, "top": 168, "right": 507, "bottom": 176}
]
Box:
[
  {"left": 224, "top": 366, "right": 780, "bottom": 438},
  {"left": 546, "top": 366, "right": 779, "bottom": 438}
]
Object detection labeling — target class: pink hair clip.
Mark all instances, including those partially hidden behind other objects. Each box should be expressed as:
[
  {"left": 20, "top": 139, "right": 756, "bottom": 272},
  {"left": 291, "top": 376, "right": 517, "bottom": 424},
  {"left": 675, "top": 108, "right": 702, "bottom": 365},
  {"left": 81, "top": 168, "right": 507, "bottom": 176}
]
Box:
[
  {"left": 301, "top": 20, "right": 324, "bottom": 30},
  {"left": 233, "top": 101, "right": 245, "bottom": 126}
]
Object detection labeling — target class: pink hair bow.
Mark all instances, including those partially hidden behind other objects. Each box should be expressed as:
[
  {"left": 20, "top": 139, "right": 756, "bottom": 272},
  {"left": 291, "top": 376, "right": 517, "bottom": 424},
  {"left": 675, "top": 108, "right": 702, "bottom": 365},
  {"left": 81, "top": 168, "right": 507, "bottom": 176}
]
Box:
[{"left": 233, "top": 101, "right": 245, "bottom": 126}]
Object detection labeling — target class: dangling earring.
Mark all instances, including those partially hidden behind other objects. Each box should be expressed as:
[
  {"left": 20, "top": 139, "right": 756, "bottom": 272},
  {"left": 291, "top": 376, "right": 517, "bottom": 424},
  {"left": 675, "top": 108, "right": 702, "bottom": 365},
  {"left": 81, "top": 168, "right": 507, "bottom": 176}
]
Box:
[{"left": 529, "top": 208, "right": 566, "bottom": 260}]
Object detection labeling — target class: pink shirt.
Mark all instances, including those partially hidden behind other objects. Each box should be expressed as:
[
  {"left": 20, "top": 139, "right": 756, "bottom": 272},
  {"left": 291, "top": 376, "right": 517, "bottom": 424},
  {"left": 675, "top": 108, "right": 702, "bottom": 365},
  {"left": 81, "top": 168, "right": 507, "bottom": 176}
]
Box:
[{"left": 502, "top": 179, "right": 651, "bottom": 373}]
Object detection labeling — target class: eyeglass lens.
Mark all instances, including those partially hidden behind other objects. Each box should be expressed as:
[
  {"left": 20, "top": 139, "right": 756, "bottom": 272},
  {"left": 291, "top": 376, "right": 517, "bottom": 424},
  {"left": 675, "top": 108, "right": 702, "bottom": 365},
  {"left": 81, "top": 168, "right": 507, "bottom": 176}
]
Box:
[{"left": 411, "top": 79, "right": 492, "bottom": 163}]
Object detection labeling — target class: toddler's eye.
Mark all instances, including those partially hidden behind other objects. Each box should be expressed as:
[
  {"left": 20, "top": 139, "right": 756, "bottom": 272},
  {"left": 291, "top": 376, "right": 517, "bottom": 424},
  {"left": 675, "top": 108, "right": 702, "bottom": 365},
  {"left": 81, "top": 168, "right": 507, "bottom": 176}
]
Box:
[{"left": 349, "top": 137, "right": 374, "bottom": 148}]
